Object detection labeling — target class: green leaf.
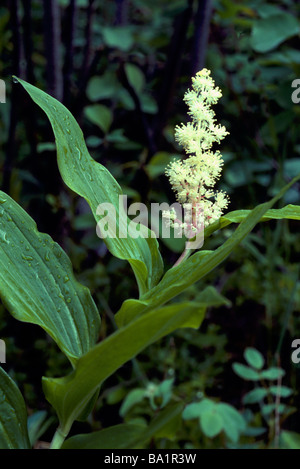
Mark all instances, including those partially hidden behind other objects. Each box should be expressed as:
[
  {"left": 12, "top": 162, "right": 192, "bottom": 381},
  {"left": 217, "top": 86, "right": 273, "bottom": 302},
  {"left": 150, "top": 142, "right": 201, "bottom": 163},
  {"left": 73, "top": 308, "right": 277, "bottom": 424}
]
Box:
[
  {"left": 131, "top": 402, "right": 183, "bottom": 446},
  {"left": 119, "top": 389, "right": 146, "bottom": 417},
  {"left": 27, "top": 411, "right": 53, "bottom": 447},
  {"left": 257, "top": 4, "right": 285, "bottom": 18},
  {"left": 251, "top": 13, "right": 300, "bottom": 53},
  {"left": 243, "top": 426, "right": 266, "bottom": 437},
  {"left": 116, "top": 284, "right": 229, "bottom": 328},
  {"left": 125, "top": 64, "right": 145, "bottom": 94},
  {"left": 151, "top": 403, "right": 183, "bottom": 441},
  {"left": 140, "top": 94, "right": 158, "bottom": 114},
  {"left": 269, "top": 386, "right": 292, "bottom": 398},
  {"left": 0, "top": 368, "right": 30, "bottom": 449},
  {"left": 42, "top": 302, "right": 205, "bottom": 436},
  {"left": 62, "top": 423, "right": 145, "bottom": 449},
  {"left": 200, "top": 407, "right": 223, "bottom": 438},
  {"left": 102, "top": 26, "right": 134, "bottom": 52},
  {"left": 0, "top": 191, "right": 100, "bottom": 366},
  {"left": 280, "top": 431, "right": 300, "bottom": 449},
  {"left": 15, "top": 77, "right": 163, "bottom": 296},
  {"left": 284, "top": 159, "right": 300, "bottom": 178},
  {"left": 204, "top": 204, "right": 300, "bottom": 239},
  {"left": 84, "top": 104, "right": 113, "bottom": 134},
  {"left": 260, "top": 367, "right": 285, "bottom": 380},
  {"left": 182, "top": 402, "right": 202, "bottom": 420},
  {"left": 262, "top": 403, "right": 286, "bottom": 416},
  {"left": 62, "top": 402, "right": 183, "bottom": 449},
  {"left": 86, "top": 74, "right": 120, "bottom": 102},
  {"left": 183, "top": 400, "right": 245, "bottom": 443},
  {"left": 182, "top": 399, "right": 215, "bottom": 420},
  {"left": 242, "top": 388, "right": 268, "bottom": 404},
  {"left": 146, "top": 152, "right": 180, "bottom": 180},
  {"left": 232, "top": 363, "right": 261, "bottom": 381},
  {"left": 155, "top": 378, "right": 174, "bottom": 408},
  {"left": 115, "top": 176, "right": 300, "bottom": 327},
  {"left": 217, "top": 403, "right": 246, "bottom": 443},
  {"left": 244, "top": 348, "right": 265, "bottom": 370}
]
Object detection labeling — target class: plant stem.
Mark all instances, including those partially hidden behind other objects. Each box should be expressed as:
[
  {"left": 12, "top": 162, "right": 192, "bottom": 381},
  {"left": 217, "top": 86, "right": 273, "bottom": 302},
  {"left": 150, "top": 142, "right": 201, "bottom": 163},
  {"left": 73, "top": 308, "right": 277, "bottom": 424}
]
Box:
[
  {"left": 50, "top": 426, "right": 68, "bottom": 449},
  {"left": 174, "top": 247, "right": 192, "bottom": 267}
]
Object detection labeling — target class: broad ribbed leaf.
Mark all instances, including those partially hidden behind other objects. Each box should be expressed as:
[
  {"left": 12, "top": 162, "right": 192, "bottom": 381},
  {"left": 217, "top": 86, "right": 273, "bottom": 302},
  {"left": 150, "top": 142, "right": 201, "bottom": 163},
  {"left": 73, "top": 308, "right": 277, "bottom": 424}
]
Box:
[
  {"left": 116, "top": 283, "right": 230, "bottom": 327},
  {"left": 42, "top": 302, "right": 205, "bottom": 436},
  {"left": 204, "top": 204, "right": 300, "bottom": 239},
  {"left": 115, "top": 178, "right": 300, "bottom": 327},
  {"left": 15, "top": 78, "right": 163, "bottom": 296},
  {"left": 0, "top": 192, "right": 100, "bottom": 366},
  {"left": 0, "top": 367, "right": 30, "bottom": 449},
  {"left": 62, "top": 403, "right": 183, "bottom": 449},
  {"left": 62, "top": 424, "right": 144, "bottom": 449}
]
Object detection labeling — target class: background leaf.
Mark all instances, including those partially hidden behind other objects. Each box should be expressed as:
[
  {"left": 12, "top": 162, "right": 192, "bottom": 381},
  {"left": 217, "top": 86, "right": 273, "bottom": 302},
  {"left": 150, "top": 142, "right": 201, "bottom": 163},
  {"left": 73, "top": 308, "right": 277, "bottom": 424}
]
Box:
[
  {"left": 102, "top": 26, "right": 134, "bottom": 52},
  {"left": 200, "top": 407, "right": 223, "bottom": 438},
  {"left": 0, "top": 367, "right": 30, "bottom": 449},
  {"left": 251, "top": 13, "right": 300, "bottom": 53},
  {"left": 244, "top": 348, "right": 265, "bottom": 370},
  {"left": 27, "top": 410, "right": 53, "bottom": 447},
  {"left": 280, "top": 431, "right": 300, "bottom": 449},
  {"left": 217, "top": 403, "right": 246, "bottom": 443},
  {"left": 84, "top": 105, "right": 113, "bottom": 134},
  {"left": 232, "top": 363, "right": 261, "bottom": 381},
  {"left": 119, "top": 389, "right": 146, "bottom": 417},
  {"left": 260, "top": 367, "right": 285, "bottom": 380},
  {"left": 242, "top": 388, "right": 268, "bottom": 404}
]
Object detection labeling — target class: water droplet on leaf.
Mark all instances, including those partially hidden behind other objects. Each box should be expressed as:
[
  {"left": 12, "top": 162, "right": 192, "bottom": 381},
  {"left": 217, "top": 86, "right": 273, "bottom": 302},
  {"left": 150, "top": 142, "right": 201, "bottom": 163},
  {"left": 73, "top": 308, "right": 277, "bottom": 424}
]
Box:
[{"left": 22, "top": 255, "right": 33, "bottom": 261}]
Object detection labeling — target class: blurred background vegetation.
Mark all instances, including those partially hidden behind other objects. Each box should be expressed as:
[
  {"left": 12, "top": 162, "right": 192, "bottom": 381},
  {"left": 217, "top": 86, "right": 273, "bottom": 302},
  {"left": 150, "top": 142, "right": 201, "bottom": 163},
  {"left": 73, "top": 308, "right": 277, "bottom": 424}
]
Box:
[{"left": 0, "top": 0, "right": 300, "bottom": 449}]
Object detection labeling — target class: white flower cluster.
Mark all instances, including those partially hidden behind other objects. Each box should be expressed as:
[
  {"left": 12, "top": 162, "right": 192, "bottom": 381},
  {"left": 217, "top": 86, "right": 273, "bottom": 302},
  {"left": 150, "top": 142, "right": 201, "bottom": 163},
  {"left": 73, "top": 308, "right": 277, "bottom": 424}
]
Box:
[{"left": 163, "top": 69, "right": 229, "bottom": 236}]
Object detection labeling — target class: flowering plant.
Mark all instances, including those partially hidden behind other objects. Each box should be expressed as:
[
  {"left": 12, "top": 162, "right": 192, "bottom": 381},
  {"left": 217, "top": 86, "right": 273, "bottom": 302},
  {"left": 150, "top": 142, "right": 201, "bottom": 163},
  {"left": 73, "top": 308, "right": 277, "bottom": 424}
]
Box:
[{"left": 0, "top": 72, "right": 299, "bottom": 449}]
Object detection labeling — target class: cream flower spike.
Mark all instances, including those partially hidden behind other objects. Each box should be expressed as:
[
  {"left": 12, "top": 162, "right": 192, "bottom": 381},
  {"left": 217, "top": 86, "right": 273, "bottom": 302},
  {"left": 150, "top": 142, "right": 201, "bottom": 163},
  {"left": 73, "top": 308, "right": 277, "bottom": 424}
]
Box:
[{"left": 163, "top": 68, "right": 229, "bottom": 237}]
